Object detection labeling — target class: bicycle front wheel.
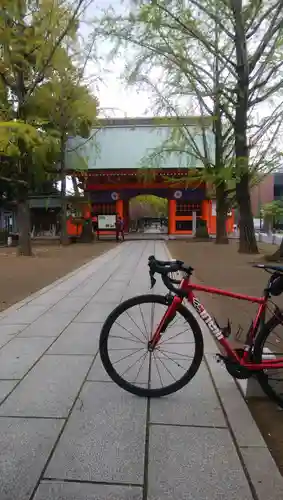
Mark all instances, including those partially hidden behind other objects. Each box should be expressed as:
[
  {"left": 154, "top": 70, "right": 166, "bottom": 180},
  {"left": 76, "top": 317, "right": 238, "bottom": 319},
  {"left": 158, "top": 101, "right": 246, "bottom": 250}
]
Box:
[{"left": 99, "top": 294, "right": 204, "bottom": 397}]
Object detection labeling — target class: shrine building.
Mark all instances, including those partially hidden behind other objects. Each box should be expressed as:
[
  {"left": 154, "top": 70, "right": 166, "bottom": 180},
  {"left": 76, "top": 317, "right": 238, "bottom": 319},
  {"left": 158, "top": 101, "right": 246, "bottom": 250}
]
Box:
[{"left": 66, "top": 117, "right": 234, "bottom": 237}]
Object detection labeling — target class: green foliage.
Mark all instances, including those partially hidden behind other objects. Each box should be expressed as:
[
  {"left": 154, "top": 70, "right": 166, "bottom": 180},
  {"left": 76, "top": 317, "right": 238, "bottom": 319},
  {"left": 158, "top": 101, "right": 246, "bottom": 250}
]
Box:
[
  {"left": 94, "top": 0, "right": 283, "bottom": 253},
  {"left": 0, "top": 0, "right": 97, "bottom": 254},
  {"left": 0, "top": 0, "right": 97, "bottom": 184},
  {"left": 130, "top": 195, "right": 168, "bottom": 218},
  {"left": 95, "top": 0, "right": 283, "bottom": 175},
  {"left": 28, "top": 72, "right": 98, "bottom": 140},
  {"left": 262, "top": 200, "right": 283, "bottom": 223}
]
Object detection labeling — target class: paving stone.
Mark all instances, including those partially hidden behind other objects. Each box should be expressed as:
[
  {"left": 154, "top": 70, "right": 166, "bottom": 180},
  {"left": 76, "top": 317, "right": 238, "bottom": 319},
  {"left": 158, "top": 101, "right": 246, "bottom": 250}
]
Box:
[
  {"left": 18, "top": 311, "right": 75, "bottom": 338},
  {"left": 240, "top": 447, "right": 283, "bottom": 500},
  {"left": 205, "top": 354, "right": 266, "bottom": 447},
  {"left": 0, "top": 324, "right": 27, "bottom": 348},
  {"left": 74, "top": 303, "right": 118, "bottom": 323},
  {"left": 66, "top": 271, "right": 109, "bottom": 297},
  {"left": 0, "top": 337, "right": 55, "bottom": 379},
  {"left": 34, "top": 481, "right": 143, "bottom": 500},
  {"left": 102, "top": 280, "right": 130, "bottom": 291},
  {"left": 110, "top": 274, "right": 132, "bottom": 283},
  {"left": 148, "top": 425, "right": 253, "bottom": 500},
  {"left": 29, "top": 290, "right": 68, "bottom": 307},
  {"left": 45, "top": 381, "right": 146, "bottom": 484},
  {"left": 0, "top": 305, "right": 48, "bottom": 325},
  {"left": 90, "top": 289, "right": 123, "bottom": 303},
  {"left": 0, "top": 324, "right": 27, "bottom": 338},
  {"left": 53, "top": 276, "right": 94, "bottom": 293},
  {"left": 0, "top": 417, "right": 63, "bottom": 500},
  {"left": 87, "top": 352, "right": 111, "bottom": 382},
  {"left": 68, "top": 283, "right": 105, "bottom": 298},
  {"left": 50, "top": 297, "right": 90, "bottom": 313},
  {"left": 47, "top": 323, "right": 101, "bottom": 355},
  {"left": 0, "top": 355, "right": 93, "bottom": 418},
  {"left": 150, "top": 364, "right": 226, "bottom": 427},
  {"left": 0, "top": 380, "right": 18, "bottom": 403}
]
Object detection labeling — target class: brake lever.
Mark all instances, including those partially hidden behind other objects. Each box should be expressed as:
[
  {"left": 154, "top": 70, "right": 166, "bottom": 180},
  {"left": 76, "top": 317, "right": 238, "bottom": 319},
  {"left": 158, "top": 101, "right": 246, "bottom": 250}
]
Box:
[{"left": 149, "top": 270, "right": 156, "bottom": 289}]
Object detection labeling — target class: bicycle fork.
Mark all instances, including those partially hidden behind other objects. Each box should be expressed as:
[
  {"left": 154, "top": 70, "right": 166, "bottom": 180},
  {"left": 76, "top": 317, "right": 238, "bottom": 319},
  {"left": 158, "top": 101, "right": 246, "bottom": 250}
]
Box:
[{"left": 148, "top": 296, "right": 180, "bottom": 351}]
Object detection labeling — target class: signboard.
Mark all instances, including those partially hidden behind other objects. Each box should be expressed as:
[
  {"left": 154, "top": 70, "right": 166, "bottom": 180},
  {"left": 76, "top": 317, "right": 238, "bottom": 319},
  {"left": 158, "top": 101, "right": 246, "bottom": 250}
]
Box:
[{"left": 98, "top": 215, "right": 116, "bottom": 230}]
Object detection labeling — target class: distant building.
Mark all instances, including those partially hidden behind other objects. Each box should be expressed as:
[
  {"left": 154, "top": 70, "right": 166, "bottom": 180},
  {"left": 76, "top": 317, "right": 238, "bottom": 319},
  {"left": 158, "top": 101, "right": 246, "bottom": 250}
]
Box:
[
  {"left": 250, "top": 175, "right": 274, "bottom": 216},
  {"left": 250, "top": 172, "right": 283, "bottom": 216}
]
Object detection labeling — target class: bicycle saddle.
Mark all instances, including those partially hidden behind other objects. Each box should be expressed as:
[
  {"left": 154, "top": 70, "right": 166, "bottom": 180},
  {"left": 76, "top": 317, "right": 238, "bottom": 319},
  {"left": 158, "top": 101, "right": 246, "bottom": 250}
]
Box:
[{"left": 253, "top": 263, "right": 283, "bottom": 274}]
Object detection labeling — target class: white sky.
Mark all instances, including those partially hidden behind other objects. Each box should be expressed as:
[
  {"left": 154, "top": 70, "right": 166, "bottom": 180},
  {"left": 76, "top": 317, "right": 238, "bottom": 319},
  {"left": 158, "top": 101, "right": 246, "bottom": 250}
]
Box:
[
  {"left": 82, "top": 0, "right": 152, "bottom": 117},
  {"left": 82, "top": 1, "right": 273, "bottom": 120},
  {"left": 76, "top": 0, "right": 282, "bottom": 176}
]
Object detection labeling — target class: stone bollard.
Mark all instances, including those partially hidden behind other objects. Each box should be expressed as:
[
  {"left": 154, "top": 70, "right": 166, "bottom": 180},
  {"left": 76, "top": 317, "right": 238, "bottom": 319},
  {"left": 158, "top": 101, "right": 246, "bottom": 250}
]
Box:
[{"left": 238, "top": 347, "right": 276, "bottom": 399}]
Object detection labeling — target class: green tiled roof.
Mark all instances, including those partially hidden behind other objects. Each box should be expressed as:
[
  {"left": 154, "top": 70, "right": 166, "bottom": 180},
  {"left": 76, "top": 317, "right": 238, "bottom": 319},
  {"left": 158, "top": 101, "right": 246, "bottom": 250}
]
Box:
[{"left": 66, "top": 117, "right": 214, "bottom": 171}]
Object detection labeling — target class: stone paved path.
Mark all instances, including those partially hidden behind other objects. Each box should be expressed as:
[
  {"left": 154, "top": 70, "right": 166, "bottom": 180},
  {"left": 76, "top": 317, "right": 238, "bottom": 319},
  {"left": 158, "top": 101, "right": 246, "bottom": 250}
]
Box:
[{"left": 0, "top": 241, "right": 283, "bottom": 500}]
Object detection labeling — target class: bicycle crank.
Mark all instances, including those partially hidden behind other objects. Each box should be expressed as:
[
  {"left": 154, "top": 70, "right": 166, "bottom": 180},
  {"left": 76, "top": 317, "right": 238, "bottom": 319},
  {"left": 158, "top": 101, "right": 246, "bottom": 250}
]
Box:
[{"left": 216, "top": 352, "right": 253, "bottom": 379}]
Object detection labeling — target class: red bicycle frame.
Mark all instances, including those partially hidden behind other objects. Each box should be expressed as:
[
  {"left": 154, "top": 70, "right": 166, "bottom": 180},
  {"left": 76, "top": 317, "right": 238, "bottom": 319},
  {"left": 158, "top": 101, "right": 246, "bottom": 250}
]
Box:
[{"left": 150, "top": 275, "right": 283, "bottom": 371}]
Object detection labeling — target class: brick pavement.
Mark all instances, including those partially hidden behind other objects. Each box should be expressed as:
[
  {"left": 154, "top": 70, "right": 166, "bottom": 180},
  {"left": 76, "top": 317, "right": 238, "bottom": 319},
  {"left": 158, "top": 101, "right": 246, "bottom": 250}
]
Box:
[{"left": 0, "top": 241, "right": 282, "bottom": 500}]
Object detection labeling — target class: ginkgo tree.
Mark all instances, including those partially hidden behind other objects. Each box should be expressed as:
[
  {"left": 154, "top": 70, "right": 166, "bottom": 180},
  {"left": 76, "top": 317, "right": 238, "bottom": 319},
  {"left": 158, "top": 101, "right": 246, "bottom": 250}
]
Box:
[
  {"left": 27, "top": 67, "right": 99, "bottom": 245},
  {"left": 0, "top": 0, "right": 92, "bottom": 255},
  {"left": 94, "top": 0, "right": 283, "bottom": 253}
]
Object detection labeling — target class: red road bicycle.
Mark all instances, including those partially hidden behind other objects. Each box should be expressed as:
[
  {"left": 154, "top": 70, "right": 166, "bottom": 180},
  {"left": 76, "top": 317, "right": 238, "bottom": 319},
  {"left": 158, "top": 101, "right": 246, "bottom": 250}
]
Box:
[{"left": 99, "top": 255, "right": 283, "bottom": 407}]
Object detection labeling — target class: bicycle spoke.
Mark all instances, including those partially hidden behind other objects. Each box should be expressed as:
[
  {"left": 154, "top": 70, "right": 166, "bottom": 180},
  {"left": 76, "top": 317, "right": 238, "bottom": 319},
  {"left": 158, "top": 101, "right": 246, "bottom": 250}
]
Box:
[
  {"left": 120, "top": 350, "right": 148, "bottom": 378},
  {"left": 111, "top": 335, "right": 143, "bottom": 344},
  {"left": 115, "top": 321, "right": 145, "bottom": 344},
  {"left": 154, "top": 354, "right": 178, "bottom": 382},
  {"left": 132, "top": 351, "right": 149, "bottom": 383},
  {"left": 158, "top": 328, "right": 191, "bottom": 346},
  {"left": 139, "top": 303, "right": 149, "bottom": 340},
  {"left": 112, "top": 347, "right": 145, "bottom": 365},
  {"left": 157, "top": 347, "right": 193, "bottom": 359},
  {"left": 109, "top": 347, "right": 143, "bottom": 351},
  {"left": 125, "top": 310, "right": 148, "bottom": 341},
  {"left": 156, "top": 349, "right": 188, "bottom": 371},
  {"left": 152, "top": 351, "right": 164, "bottom": 387}
]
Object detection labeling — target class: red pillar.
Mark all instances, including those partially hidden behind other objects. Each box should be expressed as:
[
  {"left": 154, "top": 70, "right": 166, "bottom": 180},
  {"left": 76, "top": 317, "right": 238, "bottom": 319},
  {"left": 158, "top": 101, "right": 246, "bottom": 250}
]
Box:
[
  {"left": 123, "top": 199, "right": 129, "bottom": 232},
  {"left": 202, "top": 200, "right": 210, "bottom": 233},
  {"left": 168, "top": 199, "right": 176, "bottom": 235},
  {"left": 116, "top": 199, "right": 124, "bottom": 218}
]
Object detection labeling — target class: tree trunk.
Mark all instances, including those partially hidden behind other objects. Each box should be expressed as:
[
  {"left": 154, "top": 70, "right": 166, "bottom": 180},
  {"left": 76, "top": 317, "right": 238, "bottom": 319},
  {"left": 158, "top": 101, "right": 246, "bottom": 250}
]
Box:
[
  {"left": 17, "top": 187, "right": 32, "bottom": 256},
  {"left": 15, "top": 56, "right": 32, "bottom": 256},
  {"left": 60, "top": 133, "right": 69, "bottom": 246},
  {"left": 232, "top": 0, "right": 258, "bottom": 254},
  {"left": 80, "top": 220, "right": 93, "bottom": 242},
  {"left": 215, "top": 182, "right": 229, "bottom": 244},
  {"left": 72, "top": 176, "right": 80, "bottom": 195},
  {"left": 60, "top": 176, "right": 69, "bottom": 246},
  {"left": 266, "top": 237, "right": 283, "bottom": 262},
  {"left": 277, "top": 238, "right": 283, "bottom": 258},
  {"left": 237, "top": 174, "right": 258, "bottom": 253}
]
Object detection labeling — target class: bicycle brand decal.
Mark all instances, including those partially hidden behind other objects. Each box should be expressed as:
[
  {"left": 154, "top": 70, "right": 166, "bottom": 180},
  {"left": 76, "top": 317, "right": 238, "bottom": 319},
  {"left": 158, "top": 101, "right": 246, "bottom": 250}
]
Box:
[{"left": 192, "top": 297, "right": 224, "bottom": 340}]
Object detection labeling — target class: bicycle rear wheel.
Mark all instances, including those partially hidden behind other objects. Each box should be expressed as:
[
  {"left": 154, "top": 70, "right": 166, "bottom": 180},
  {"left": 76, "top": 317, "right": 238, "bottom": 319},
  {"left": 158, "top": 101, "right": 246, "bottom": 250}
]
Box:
[
  {"left": 99, "top": 294, "right": 204, "bottom": 397},
  {"left": 254, "top": 312, "right": 283, "bottom": 408}
]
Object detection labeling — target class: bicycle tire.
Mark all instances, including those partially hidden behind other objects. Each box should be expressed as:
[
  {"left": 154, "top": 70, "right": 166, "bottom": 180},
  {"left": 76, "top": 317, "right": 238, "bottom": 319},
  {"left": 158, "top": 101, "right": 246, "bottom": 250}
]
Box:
[
  {"left": 99, "top": 294, "right": 204, "bottom": 397},
  {"left": 253, "top": 313, "right": 283, "bottom": 408}
]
